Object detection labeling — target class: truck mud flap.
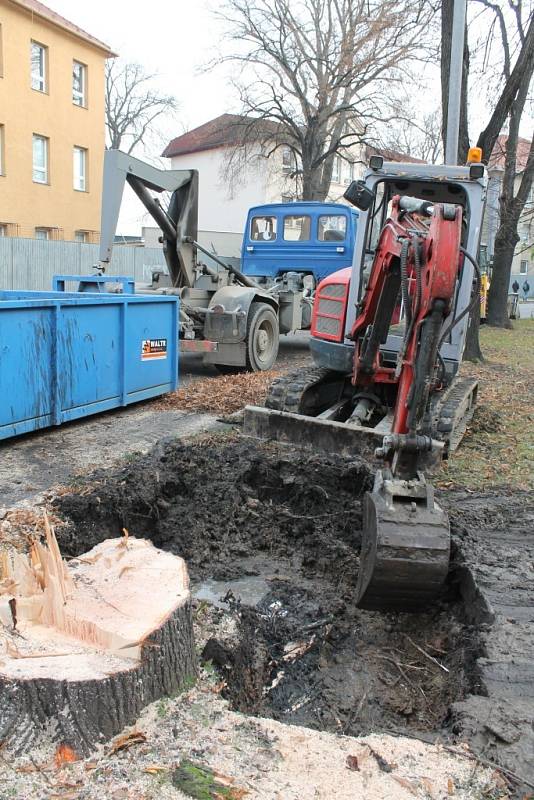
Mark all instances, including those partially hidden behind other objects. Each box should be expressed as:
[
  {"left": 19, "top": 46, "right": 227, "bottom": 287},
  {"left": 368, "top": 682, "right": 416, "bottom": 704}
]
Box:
[{"left": 243, "top": 405, "right": 383, "bottom": 459}]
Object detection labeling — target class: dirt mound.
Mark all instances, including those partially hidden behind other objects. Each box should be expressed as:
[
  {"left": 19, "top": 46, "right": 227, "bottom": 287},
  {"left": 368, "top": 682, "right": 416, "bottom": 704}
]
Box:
[{"left": 53, "top": 435, "right": 479, "bottom": 743}]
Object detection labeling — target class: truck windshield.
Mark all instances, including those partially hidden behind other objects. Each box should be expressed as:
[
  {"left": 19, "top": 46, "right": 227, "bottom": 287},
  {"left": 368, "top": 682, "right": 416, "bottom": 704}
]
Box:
[
  {"left": 283, "top": 215, "right": 311, "bottom": 241},
  {"left": 250, "top": 216, "right": 277, "bottom": 241},
  {"left": 318, "top": 215, "right": 347, "bottom": 241}
]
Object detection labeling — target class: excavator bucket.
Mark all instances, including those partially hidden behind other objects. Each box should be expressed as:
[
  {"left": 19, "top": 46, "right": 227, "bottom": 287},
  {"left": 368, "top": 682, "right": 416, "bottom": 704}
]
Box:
[{"left": 355, "top": 473, "right": 451, "bottom": 611}]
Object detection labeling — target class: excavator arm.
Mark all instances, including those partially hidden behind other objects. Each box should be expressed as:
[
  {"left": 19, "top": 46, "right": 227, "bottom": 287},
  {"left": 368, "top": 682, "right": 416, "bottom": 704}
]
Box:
[{"left": 353, "top": 196, "right": 466, "bottom": 610}]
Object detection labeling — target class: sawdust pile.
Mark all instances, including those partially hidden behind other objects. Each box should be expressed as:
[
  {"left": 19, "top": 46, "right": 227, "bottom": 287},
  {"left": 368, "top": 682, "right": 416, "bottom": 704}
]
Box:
[{"left": 156, "top": 369, "right": 283, "bottom": 415}]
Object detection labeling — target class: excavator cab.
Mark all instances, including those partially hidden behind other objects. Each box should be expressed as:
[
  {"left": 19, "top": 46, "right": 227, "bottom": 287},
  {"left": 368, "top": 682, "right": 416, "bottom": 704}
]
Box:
[{"left": 310, "top": 159, "right": 487, "bottom": 383}]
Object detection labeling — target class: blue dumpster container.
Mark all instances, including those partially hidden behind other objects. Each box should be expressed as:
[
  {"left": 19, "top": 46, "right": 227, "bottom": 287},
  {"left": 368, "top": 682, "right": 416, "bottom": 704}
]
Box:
[{"left": 0, "top": 289, "right": 179, "bottom": 440}]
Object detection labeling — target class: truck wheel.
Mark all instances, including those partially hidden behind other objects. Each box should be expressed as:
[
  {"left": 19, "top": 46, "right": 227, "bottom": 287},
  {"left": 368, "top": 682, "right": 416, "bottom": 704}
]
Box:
[{"left": 246, "top": 302, "right": 279, "bottom": 371}]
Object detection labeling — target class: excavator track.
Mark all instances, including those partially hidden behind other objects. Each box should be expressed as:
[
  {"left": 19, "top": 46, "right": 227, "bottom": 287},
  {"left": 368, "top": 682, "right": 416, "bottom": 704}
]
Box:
[
  {"left": 265, "top": 366, "right": 345, "bottom": 415},
  {"left": 433, "top": 376, "right": 478, "bottom": 453}
]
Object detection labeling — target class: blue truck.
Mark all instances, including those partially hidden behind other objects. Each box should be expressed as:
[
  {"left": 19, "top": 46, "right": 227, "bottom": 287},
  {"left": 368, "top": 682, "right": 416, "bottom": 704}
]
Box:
[{"left": 100, "top": 150, "right": 358, "bottom": 372}]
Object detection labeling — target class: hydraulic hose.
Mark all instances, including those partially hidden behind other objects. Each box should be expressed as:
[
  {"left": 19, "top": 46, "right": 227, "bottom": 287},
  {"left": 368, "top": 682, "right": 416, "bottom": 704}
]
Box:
[
  {"left": 438, "top": 247, "right": 482, "bottom": 351},
  {"left": 395, "top": 236, "right": 423, "bottom": 377},
  {"left": 400, "top": 238, "right": 412, "bottom": 329}
]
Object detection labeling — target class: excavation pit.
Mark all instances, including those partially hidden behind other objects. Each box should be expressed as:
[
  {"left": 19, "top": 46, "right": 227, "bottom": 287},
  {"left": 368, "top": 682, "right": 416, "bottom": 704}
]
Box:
[{"left": 54, "top": 434, "right": 483, "bottom": 742}]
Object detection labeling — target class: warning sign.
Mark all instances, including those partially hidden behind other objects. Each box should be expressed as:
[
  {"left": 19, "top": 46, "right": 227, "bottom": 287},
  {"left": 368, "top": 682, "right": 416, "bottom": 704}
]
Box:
[{"left": 141, "top": 338, "right": 168, "bottom": 361}]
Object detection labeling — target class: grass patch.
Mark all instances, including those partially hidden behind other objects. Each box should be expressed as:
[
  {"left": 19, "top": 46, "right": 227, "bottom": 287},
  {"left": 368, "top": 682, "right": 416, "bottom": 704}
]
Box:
[{"left": 437, "top": 319, "right": 534, "bottom": 490}]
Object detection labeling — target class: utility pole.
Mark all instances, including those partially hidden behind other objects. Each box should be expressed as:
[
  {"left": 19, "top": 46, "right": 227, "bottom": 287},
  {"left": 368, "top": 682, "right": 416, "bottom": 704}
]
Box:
[{"left": 445, "top": 0, "right": 467, "bottom": 165}]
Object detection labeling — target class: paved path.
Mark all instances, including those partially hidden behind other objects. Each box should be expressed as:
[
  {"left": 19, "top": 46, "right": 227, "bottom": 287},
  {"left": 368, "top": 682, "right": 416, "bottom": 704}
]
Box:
[{"left": 517, "top": 300, "right": 534, "bottom": 319}]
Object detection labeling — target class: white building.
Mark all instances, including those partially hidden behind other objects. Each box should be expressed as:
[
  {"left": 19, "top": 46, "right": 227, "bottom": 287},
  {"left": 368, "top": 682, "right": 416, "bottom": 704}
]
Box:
[{"left": 162, "top": 114, "right": 368, "bottom": 257}]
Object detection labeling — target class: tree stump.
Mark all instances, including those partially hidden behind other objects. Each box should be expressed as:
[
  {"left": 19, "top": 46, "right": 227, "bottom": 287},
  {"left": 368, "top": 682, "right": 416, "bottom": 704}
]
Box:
[{"left": 0, "top": 519, "right": 196, "bottom": 755}]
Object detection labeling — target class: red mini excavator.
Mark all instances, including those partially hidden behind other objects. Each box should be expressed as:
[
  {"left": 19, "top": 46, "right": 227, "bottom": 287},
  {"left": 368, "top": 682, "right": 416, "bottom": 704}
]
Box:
[
  {"left": 333, "top": 193, "right": 465, "bottom": 610},
  {"left": 245, "top": 157, "right": 487, "bottom": 611}
]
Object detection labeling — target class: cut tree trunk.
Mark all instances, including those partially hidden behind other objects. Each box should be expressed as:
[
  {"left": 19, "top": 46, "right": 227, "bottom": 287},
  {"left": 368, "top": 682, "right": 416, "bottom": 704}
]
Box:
[{"left": 0, "top": 519, "right": 196, "bottom": 756}]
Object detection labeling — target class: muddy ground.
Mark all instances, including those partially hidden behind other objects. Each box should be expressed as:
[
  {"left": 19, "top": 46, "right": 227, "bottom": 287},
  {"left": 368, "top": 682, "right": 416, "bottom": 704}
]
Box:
[{"left": 52, "top": 432, "right": 534, "bottom": 795}]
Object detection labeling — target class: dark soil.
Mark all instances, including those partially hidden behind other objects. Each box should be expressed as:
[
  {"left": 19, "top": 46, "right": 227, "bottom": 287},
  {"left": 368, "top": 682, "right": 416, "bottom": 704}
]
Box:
[
  {"left": 52, "top": 433, "right": 534, "bottom": 794},
  {"left": 53, "top": 434, "right": 482, "bottom": 742}
]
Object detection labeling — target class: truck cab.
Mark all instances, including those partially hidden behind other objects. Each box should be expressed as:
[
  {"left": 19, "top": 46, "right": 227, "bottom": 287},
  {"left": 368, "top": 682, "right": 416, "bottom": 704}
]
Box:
[{"left": 242, "top": 202, "right": 358, "bottom": 288}]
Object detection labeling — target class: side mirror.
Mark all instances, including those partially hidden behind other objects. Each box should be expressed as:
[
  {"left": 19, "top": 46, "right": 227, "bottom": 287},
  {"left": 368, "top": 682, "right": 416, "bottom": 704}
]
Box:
[{"left": 344, "top": 180, "right": 375, "bottom": 211}]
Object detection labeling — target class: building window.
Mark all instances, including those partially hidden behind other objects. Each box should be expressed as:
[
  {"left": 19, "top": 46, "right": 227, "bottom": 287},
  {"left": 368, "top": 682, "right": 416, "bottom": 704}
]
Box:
[
  {"left": 72, "top": 61, "right": 87, "bottom": 107},
  {"left": 0, "top": 224, "right": 6, "bottom": 237},
  {"left": 282, "top": 147, "right": 297, "bottom": 173},
  {"left": 343, "top": 162, "right": 354, "bottom": 185},
  {"left": 331, "top": 156, "right": 340, "bottom": 183},
  {"left": 73, "top": 147, "right": 87, "bottom": 191},
  {"left": 283, "top": 215, "right": 311, "bottom": 241},
  {"left": 520, "top": 260, "right": 528, "bottom": 274},
  {"left": 31, "top": 41, "right": 47, "bottom": 92},
  {"left": 35, "top": 227, "right": 50, "bottom": 240},
  {"left": 75, "top": 230, "right": 88, "bottom": 243},
  {"left": 32, "top": 135, "right": 49, "bottom": 183}
]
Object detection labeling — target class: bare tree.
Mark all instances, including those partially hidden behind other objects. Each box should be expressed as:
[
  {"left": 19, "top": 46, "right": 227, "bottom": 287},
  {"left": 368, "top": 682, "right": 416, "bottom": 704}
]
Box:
[
  {"left": 441, "top": 0, "right": 534, "bottom": 356},
  {"left": 105, "top": 60, "right": 178, "bottom": 155},
  {"left": 379, "top": 107, "right": 443, "bottom": 164},
  {"left": 214, "top": 0, "right": 435, "bottom": 201},
  {"left": 483, "top": 7, "right": 534, "bottom": 327}
]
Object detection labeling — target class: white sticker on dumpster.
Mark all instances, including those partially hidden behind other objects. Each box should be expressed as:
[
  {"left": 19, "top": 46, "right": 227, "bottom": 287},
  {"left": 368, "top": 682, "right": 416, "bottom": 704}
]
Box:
[{"left": 141, "top": 339, "right": 168, "bottom": 360}]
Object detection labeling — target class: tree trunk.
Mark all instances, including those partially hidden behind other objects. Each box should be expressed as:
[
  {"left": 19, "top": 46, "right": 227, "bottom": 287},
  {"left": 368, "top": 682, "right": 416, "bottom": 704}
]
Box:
[
  {"left": 301, "top": 166, "right": 329, "bottom": 202},
  {"left": 463, "top": 300, "right": 484, "bottom": 361},
  {"left": 487, "top": 232, "right": 517, "bottom": 327},
  {"left": 0, "top": 522, "right": 196, "bottom": 756}
]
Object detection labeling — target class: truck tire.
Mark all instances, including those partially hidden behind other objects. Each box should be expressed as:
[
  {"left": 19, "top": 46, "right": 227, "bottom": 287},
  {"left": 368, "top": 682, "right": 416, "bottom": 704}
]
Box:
[{"left": 246, "top": 302, "right": 279, "bottom": 371}]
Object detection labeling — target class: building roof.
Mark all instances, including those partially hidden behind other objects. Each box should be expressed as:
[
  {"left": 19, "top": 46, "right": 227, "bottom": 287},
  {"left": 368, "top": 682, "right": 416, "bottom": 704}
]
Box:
[
  {"left": 489, "top": 135, "right": 532, "bottom": 171},
  {"left": 366, "top": 144, "right": 426, "bottom": 164},
  {"left": 162, "top": 114, "right": 282, "bottom": 158},
  {"left": 10, "top": 0, "right": 116, "bottom": 56},
  {"left": 163, "top": 114, "right": 425, "bottom": 166}
]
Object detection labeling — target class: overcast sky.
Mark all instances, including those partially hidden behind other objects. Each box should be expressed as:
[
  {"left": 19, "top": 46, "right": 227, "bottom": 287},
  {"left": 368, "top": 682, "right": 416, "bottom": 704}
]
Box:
[
  {"left": 45, "top": 0, "right": 533, "bottom": 236},
  {"left": 48, "top": 0, "right": 232, "bottom": 233},
  {"left": 51, "top": 0, "right": 231, "bottom": 131}
]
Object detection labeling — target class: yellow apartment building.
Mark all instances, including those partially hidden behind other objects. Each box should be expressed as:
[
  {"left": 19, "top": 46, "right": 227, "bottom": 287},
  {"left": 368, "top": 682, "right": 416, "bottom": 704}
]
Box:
[{"left": 0, "top": 0, "right": 115, "bottom": 242}]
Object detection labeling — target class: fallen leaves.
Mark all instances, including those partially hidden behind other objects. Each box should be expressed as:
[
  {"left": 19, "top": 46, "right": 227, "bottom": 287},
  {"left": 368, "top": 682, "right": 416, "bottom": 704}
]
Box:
[
  {"left": 346, "top": 754, "right": 360, "bottom": 771},
  {"left": 109, "top": 730, "right": 147, "bottom": 755},
  {"left": 144, "top": 765, "right": 168, "bottom": 775},
  {"left": 392, "top": 775, "right": 419, "bottom": 796},
  {"left": 54, "top": 744, "right": 79, "bottom": 768},
  {"left": 436, "top": 321, "right": 534, "bottom": 491},
  {"left": 156, "top": 369, "right": 285, "bottom": 415}
]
